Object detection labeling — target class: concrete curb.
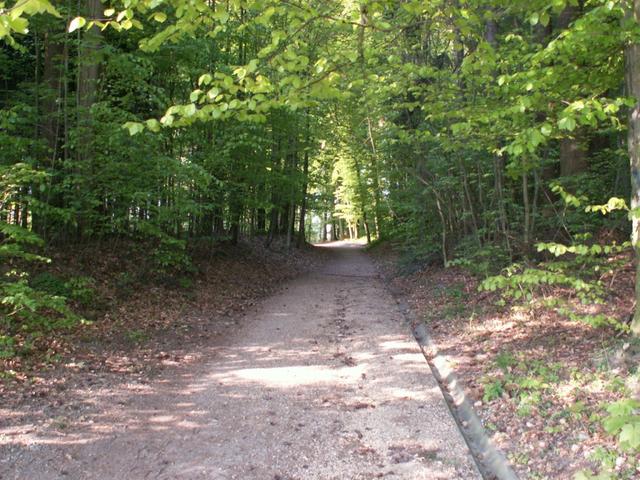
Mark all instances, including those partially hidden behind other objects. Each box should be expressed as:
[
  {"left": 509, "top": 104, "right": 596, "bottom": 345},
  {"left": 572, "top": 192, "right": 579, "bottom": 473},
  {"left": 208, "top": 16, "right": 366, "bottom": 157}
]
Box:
[
  {"left": 411, "top": 321, "right": 519, "bottom": 480},
  {"left": 382, "top": 278, "right": 519, "bottom": 480}
]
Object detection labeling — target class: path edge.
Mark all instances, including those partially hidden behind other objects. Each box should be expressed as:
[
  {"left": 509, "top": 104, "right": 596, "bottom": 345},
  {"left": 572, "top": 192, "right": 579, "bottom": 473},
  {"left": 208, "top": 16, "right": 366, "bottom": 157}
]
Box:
[{"left": 377, "top": 273, "right": 520, "bottom": 480}]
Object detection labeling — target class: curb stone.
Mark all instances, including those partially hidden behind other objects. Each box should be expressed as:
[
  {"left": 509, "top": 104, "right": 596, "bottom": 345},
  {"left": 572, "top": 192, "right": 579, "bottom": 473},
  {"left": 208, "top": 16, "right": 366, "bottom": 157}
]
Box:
[{"left": 379, "top": 274, "right": 519, "bottom": 480}]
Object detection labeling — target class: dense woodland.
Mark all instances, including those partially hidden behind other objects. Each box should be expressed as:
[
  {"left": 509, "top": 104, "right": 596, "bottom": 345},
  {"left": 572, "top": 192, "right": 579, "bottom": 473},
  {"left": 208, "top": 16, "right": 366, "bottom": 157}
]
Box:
[{"left": 3, "top": 0, "right": 640, "bottom": 476}]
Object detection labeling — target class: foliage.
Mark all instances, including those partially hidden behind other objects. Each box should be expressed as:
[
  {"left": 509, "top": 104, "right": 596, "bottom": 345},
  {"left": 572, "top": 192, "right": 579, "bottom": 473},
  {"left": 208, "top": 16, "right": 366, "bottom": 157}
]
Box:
[
  {"left": 1, "top": 161, "right": 78, "bottom": 356},
  {"left": 578, "top": 397, "right": 640, "bottom": 479},
  {"left": 480, "top": 191, "right": 631, "bottom": 328},
  {"left": 1, "top": 0, "right": 632, "bottom": 267},
  {"left": 30, "top": 273, "right": 95, "bottom": 306},
  {"left": 603, "top": 399, "right": 640, "bottom": 452},
  {"left": 1, "top": 1, "right": 640, "bottom": 476},
  {"left": 482, "top": 351, "right": 563, "bottom": 416},
  {"left": 448, "top": 241, "right": 513, "bottom": 277},
  {"left": 1, "top": 274, "right": 78, "bottom": 356}
]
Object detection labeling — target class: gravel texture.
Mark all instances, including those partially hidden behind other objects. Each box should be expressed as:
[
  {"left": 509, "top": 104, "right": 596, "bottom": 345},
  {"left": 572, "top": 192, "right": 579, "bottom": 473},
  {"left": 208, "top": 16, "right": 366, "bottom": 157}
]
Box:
[{"left": 1, "top": 242, "right": 479, "bottom": 479}]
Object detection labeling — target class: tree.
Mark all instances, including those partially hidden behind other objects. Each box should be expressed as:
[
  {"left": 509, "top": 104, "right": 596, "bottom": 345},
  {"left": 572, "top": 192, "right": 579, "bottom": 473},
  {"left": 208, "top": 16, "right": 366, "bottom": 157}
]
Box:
[{"left": 626, "top": 0, "right": 640, "bottom": 335}]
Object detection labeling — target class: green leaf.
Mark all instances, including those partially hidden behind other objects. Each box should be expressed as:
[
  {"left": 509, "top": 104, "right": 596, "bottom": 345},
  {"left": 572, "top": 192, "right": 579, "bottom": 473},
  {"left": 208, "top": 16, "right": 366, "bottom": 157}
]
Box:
[
  {"left": 68, "top": 16, "right": 86, "bottom": 33},
  {"left": 213, "top": 10, "right": 229, "bottom": 23},
  {"left": 558, "top": 116, "right": 576, "bottom": 131},
  {"left": 8, "top": 17, "right": 29, "bottom": 34},
  {"left": 123, "top": 121, "right": 144, "bottom": 136},
  {"left": 247, "top": 59, "right": 259, "bottom": 73},
  {"left": 198, "top": 74, "right": 212, "bottom": 86},
  {"left": 183, "top": 104, "right": 197, "bottom": 117},
  {"left": 619, "top": 423, "right": 640, "bottom": 450},
  {"left": 145, "top": 119, "right": 161, "bottom": 132},
  {"left": 540, "top": 11, "right": 550, "bottom": 27}
]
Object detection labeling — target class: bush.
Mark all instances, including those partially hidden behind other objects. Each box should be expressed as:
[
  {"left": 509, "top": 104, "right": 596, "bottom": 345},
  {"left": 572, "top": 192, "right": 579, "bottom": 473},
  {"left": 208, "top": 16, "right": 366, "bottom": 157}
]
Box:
[
  {"left": 30, "top": 273, "right": 96, "bottom": 306},
  {"left": 396, "top": 241, "right": 441, "bottom": 275},
  {"left": 1, "top": 275, "right": 78, "bottom": 336},
  {"left": 479, "top": 194, "right": 630, "bottom": 329},
  {"left": 449, "top": 239, "right": 512, "bottom": 277}
]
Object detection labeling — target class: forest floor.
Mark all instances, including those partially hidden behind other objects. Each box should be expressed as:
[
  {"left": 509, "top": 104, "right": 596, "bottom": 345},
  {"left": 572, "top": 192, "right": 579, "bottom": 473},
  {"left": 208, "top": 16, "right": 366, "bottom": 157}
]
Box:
[
  {"left": 1, "top": 241, "right": 479, "bottom": 479},
  {"left": 0, "top": 238, "right": 323, "bottom": 445},
  {"left": 371, "top": 242, "right": 640, "bottom": 480}
]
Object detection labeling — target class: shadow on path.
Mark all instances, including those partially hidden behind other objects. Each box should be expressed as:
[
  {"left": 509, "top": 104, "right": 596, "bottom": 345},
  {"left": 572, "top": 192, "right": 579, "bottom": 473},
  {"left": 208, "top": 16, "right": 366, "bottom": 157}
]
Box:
[{"left": 1, "top": 242, "right": 479, "bottom": 480}]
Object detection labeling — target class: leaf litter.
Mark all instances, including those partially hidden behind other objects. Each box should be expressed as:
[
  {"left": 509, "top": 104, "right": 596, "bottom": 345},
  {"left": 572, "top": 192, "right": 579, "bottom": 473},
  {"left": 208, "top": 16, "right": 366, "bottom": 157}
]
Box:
[{"left": 371, "top": 243, "right": 640, "bottom": 479}]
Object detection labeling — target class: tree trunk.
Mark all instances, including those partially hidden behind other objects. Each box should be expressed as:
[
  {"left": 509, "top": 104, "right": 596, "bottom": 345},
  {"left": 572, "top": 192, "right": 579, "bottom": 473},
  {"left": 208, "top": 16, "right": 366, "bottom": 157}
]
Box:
[
  {"left": 557, "top": 5, "right": 588, "bottom": 179},
  {"left": 322, "top": 211, "right": 328, "bottom": 242},
  {"left": 297, "top": 149, "right": 309, "bottom": 248},
  {"left": 458, "top": 158, "right": 480, "bottom": 243},
  {"left": 560, "top": 136, "right": 588, "bottom": 176},
  {"left": 557, "top": 5, "right": 580, "bottom": 30},
  {"left": 522, "top": 171, "right": 531, "bottom": 254},
  {"left": 265, "top": 121, "right": 280, "bottom": 248},
  {"left": 625, "top": 0, "right": 640, "bottom": 335},
  {"left": 485, "top": 17, "right": 497, "bottom": 45},
  {"left": 494, "top": 155, "right": 511, "bottom": 256},
  {"left": 213, "top": 206, "right": 225, "bottom": 236},
  {"left": 201, "top": 211, "right": 213, "bottom": 237},
  {"left": 366, "top": 117, "right": 383, "bottom": 239},
  {"left": 286, "top": 202, "right": 295, "bottom": 249},
  {"left": 285, "top": 147, "right": 298, "bottom": 249},
  {"left": 42, "top": 31, "right": 64, "bottom": 153},
  {"left": 265, "top": 205, "right": 278, "bottom": 248},
  {"left": 77, "top": 0, "right": 102, "bottom": 113},
  {"left": 256, "top": 208, "right": 266, "bottom": 233},
  {"left": 229, "top": 194, "right": 242, "bottom": 245},
  {"left": 36, "top": 27, "right": 67, "bottom": 240},
  {"left": 75, "top": 0, "right": 103, "bottom": 240},
  {"left": 434, "top": 195, "right": 447, "bottom": 265}
]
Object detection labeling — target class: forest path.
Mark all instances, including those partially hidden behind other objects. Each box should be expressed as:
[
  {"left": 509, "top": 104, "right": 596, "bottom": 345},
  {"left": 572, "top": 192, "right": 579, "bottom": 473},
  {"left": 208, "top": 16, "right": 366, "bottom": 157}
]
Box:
[{"left": 2, "top": 242, "right": 479, "bottom": 480}]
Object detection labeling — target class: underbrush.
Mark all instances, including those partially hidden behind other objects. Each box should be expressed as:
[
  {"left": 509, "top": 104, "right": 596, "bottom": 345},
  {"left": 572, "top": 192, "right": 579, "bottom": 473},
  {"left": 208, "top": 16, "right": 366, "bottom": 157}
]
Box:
[
  {"left": 371, "top": 239, "right": 640, "bottom": 479},
  {"left": 1, "top": 234, "right": 321, "bottom": 380}
]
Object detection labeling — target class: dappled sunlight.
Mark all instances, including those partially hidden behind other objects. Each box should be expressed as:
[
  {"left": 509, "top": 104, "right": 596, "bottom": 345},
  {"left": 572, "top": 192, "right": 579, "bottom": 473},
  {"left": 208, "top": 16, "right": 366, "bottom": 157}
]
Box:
[
  {"left": 379, "top": 338, "right": 418, "bottom": 351},
  {"left": 148, "top": 414, "right": 178, "bottom": 424},
  {"left": 392, "top": 353, "right": 431, "bottom": 364},
  {"left": 1, "top": 332, "right": 425, "bottom": 443},
  {"left": 0, "top": 0, "right": 630, "bottom": 477},
  {"left": 1, "top": 246, "right": 478, "bottom": 479},
  {"left": 213, "top": 364, "right": 365, "bottom": 388},
  {"left": 14, "top": 437, "right": 107, "bottom": 447},
  {"left": 0, "top": 328, "right": 442, "bottom": 456},
  {"left": 380, "top": 386, "right": 439, "bottom": 402},
  {"left": 314, "top": 240, "right": 368, "bottom": 249}
]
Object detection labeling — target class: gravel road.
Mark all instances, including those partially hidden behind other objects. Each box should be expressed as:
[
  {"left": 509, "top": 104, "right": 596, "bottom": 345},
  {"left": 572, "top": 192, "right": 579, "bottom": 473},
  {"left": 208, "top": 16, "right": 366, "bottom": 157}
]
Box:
[{"left": 1, "top": 242, "right": 480, "bottom": 480}]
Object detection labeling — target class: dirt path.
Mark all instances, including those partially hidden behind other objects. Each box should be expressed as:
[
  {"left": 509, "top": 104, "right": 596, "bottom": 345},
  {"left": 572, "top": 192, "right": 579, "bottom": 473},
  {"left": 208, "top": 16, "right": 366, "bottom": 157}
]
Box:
[{"left": 1, "top": 242, "right": 479, "bottom": 480}]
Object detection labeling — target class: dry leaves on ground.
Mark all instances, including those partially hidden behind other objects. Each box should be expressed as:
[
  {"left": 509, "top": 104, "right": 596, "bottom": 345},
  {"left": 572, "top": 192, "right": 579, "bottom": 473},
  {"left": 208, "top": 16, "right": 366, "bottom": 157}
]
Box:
[{"left": 371, "top": 243, "right": 640, "bottom": 479}]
